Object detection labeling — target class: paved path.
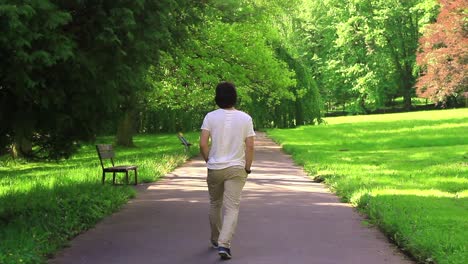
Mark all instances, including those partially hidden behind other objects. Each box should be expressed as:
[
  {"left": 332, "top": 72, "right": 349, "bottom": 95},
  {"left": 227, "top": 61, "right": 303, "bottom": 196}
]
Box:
[{"left": 50, "top": 133, "right": 412, "bottom": 264}]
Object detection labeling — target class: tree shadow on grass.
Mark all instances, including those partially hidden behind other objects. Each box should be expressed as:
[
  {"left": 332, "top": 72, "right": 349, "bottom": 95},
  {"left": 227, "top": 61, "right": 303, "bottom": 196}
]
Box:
[
  {"left": 324, "top": 117, "right": 468, "bottom": 128},
  {"left": 364, "top": 193, "right": 468, "bottom": 264},
  {"left": 0, "top": 179, "right": 135, "bottom": 264},
  {"left": 273, "top": 116, "right": 468, "bottom": 152},
  {"left": 278, "top": 137, "right": 467, "bottom": 197}
]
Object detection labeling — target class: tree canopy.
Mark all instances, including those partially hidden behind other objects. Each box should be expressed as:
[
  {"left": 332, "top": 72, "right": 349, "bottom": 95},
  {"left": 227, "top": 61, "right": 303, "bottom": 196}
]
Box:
[
  {"left": 1, "top": 0, "right": 464, "bottom": 158},
  {"left": 416, "top": 0, "right": 468, "bottom": 105},
  {"left": 0, "top": 0, "right": 205, "bottom": 157},
  {"left": 298, "top": 0, "right": 439, "bottom": 113},
  {"left": 143, "top": 0, "right": 321, "bottom": 133}
]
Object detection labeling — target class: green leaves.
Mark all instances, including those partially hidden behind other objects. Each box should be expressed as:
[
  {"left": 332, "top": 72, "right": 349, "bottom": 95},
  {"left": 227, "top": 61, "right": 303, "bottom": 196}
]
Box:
[
  {"left": 300, "top": 0, "right": 439, "bottom": 113},
  {"left": 143, "top": 0, "right": 322, "bottom": 130},
  {"left": 0, "top": 0, "right": 208, "bottom": 158}
]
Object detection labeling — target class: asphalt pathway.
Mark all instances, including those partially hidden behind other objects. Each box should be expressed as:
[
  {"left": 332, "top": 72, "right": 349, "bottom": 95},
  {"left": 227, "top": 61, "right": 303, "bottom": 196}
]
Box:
[{"left": 50, "top": 132, "right": 412, "bottom": 264}]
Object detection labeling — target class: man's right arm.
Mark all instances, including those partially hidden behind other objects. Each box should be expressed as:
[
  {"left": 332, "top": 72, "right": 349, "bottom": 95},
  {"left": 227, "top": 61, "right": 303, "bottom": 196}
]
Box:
[
  {"left": 200, "top": 129, "right": 210, "bottom": 162},
  {"left": 245, "top": 136, "right": 254, "bottom": 173}
]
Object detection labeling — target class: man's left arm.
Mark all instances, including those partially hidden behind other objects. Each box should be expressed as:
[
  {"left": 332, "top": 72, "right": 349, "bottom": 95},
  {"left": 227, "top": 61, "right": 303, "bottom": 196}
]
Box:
[{"left": 244, "top": 136, "right": 254, "bottom": 173}]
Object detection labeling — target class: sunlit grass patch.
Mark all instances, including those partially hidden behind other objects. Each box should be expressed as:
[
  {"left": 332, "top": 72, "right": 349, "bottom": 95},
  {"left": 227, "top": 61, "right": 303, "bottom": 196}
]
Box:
[
  {"left": 268, "top": 109, "right": 468, "bottom": 264},
  {"left": 0, "top": 132, "right": 198, "bottom": 264}
]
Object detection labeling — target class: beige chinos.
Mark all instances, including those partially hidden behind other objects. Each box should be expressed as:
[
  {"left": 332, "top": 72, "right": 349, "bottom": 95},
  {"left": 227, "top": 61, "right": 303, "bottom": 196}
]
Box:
[{"left": 207, "top": 166, "right": 248, "bottom": 248}]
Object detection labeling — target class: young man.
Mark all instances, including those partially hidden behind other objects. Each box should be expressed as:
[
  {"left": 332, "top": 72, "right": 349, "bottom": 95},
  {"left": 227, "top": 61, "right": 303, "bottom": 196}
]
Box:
[{"left": 200, "top": 82, "right": 255, "bottom": 260}]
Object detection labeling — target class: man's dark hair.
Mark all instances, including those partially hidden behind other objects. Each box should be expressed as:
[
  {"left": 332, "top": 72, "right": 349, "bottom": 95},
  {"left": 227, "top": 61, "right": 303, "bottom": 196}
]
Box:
[{"left": 215, "top": 82, "right": 237, "bottom": 108}]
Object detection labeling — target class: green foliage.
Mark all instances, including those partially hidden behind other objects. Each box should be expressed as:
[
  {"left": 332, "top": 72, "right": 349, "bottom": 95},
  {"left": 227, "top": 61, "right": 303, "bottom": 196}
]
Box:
[
  {"left": 141, "top": 0, "right": 322, "bottom": 132},
  {"left": 416, "top": 0, "right": 467, "bottom": 106},
  {"left": 0, "top": 0, "right": 205, "bottom": 158},
  {"left": 0, "top": 133, "right": 198, "bottom": 264},
  {"left": 299, "top": 0, "right": 439, "bottom": 113},
  {"left": 268, "top": 109, "right": 468, "bottom": 264}
]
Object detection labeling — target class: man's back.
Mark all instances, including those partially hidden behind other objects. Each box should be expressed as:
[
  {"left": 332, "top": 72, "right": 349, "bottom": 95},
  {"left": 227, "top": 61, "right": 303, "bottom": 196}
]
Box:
[{"left": 201, "top": 109, "right": 255, "bottom": 170}]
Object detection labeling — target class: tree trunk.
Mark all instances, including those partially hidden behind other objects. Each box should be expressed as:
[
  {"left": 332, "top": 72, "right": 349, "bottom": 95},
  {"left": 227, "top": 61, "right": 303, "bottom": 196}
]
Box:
[
  {"left": 139, "top": 111, "right": 145, "bottom": 133},
  {"left": 295, "top": 98, "right": 304, "bottom": 126},
  {"left": 11, "top": 138, "right": 32, "bottom": 159},
  {"left": 169, "top": 111, "right": 176, "bottom": 132},
  {"left": 11, "top": 126, "right": 33, "bottom": 159},
  {"left": 401, "top": 64, "right": 414, "bottom": 111},
  {"left": 402, "top": 86, "right": 412, "bottom": 110},
  {"left": 359, "top": 96, "right": 368, "bottom": 114},
  {"left": 116, "top": 110, "right": 135, "bottom": 147}
]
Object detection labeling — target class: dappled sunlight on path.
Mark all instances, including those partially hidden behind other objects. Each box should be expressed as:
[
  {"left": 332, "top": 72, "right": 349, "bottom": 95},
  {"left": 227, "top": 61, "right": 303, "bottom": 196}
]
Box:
[{"left": 50, "top": 132, "right": 412, "bottom": 264}]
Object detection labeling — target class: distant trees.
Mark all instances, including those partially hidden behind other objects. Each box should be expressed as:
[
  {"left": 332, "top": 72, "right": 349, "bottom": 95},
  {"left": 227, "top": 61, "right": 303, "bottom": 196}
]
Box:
[
  {"left": 416, "top": 0, "right": 468, "bottom": 106},
  {"left": 299, "top": 0, "right": 439, "bottom": 113},
  {"left": 0, "top": 1, "right": 205, "bottom": 158},
  {"left": 1, "top": 2, "right": 75, "bottom": 158},
  {"left": 0, "top": 0, "right": 323, "bottom": 158},
  {"left": 141, "top": 0, "right": 322, "bottom": 132},
  {"left": 1, "top": 0, "right": 465, "bottom": 159}
]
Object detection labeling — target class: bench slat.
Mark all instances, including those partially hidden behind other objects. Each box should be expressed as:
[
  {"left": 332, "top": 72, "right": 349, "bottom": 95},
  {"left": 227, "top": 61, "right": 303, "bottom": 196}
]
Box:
[
  {"left": 177, "top": 134, "right": 192, "bottom": 152},
  {"left": 97, "top": 144, "right": 115, "bottom": 159}
]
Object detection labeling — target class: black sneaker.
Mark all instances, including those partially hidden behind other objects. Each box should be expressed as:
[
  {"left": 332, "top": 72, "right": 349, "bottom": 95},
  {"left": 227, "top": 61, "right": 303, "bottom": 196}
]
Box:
[
  {"left": 218, "top": 247, "right": 232, "bottom": 260},
  {"left": 211, "top": 241, "right": 218, "bottom": 249}
]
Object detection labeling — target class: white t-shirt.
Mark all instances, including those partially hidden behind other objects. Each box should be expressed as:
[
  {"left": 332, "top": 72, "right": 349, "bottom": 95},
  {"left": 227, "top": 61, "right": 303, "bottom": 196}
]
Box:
[{"left": 201, "top": 109, "right": 255, "bottom": 170}]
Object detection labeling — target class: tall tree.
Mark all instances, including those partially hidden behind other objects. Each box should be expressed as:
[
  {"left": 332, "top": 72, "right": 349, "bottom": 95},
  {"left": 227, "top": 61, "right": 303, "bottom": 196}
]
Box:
[
  {"left": 1, "top": 1, "right": 76, "bottom": 158},
  {"left": 416, "top": 0, "right": 468, "bottom": 106},
  {"left": 268, "top": 0, "right": 323, "bottom": 126},
  {"left": 0, "top": 0, "right": 206, "bottom": 158},
  {"left": 113, "top": 0, "right": 206, "bottom": 146},
  {"left": 372, "top": 0, "right": 439, "bottom": 110},
  {"left": 299, "top": 0, "right": 438, "bottom": 113},
  {"left": 142, "top": 0, "right": 305, "bottom": 131}
]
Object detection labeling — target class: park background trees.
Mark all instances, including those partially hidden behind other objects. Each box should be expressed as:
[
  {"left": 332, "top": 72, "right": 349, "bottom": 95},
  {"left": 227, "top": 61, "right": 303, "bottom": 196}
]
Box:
[
  {"left": 298, "top": 0, "right": 440, "bottom": 113},
  {"left": 416, "top": 0, "right": 468, "bottom": 106},
  {"left": 0, "top": 0, "right": 206, "bottom": 157},
  {"left": 1, "top": 0, "right": 465, "bottom": 159},
  {"left": 141, "top": 0, "right": 322, "bottom": 133}
]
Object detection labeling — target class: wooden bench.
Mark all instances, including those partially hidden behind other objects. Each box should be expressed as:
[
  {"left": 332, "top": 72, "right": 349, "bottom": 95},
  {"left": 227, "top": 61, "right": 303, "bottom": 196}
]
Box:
[
  {"left": 177, "top": 133, "right": 192, "bottom": 152},
  {"left": 96, "top": 144, "right": 138, "bottom": 185}
]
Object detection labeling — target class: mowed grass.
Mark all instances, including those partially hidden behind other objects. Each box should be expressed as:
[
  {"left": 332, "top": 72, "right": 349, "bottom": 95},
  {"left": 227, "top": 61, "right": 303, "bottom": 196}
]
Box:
[
  {"left": 0, "top": 132, "right": 198, "bottom": 264},
  {"left": 267, "top": 109, "right": 468, "bottom": 264}
]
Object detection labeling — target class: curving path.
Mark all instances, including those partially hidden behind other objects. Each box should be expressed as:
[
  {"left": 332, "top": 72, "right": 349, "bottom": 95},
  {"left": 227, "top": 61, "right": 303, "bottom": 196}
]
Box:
[{"left": 50, "top": 132, "right": 412, "bottom": 264}]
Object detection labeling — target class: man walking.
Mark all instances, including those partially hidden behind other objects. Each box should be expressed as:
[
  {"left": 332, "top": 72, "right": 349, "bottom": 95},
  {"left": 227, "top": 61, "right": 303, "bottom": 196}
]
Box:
[{"left": 200, "top": 82, "right": 255, "bottom": 260}]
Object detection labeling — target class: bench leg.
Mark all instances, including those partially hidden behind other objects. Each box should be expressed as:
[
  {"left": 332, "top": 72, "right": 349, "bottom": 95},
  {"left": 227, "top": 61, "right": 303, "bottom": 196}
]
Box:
[
  {"left": 134, "top": 169, "right": 138, "bottom": 185},
  {"left": 125, "top": 171, "right": 129, "bottom": 184},
  {"left": 102, "top": 171, "right": 106, "bottom": 184},
  {"left": 112, "top": 172, "right": 116, "bottom": 185}
]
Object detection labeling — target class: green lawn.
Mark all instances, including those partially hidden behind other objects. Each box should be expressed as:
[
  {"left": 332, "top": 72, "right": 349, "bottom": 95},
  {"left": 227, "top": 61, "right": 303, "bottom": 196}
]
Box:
[
  {"left": 267, "top": 109, "right": 468, "bottom": 264},
  {"left": 0, "top": 133, "right": 198, "bottom": 264}
]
